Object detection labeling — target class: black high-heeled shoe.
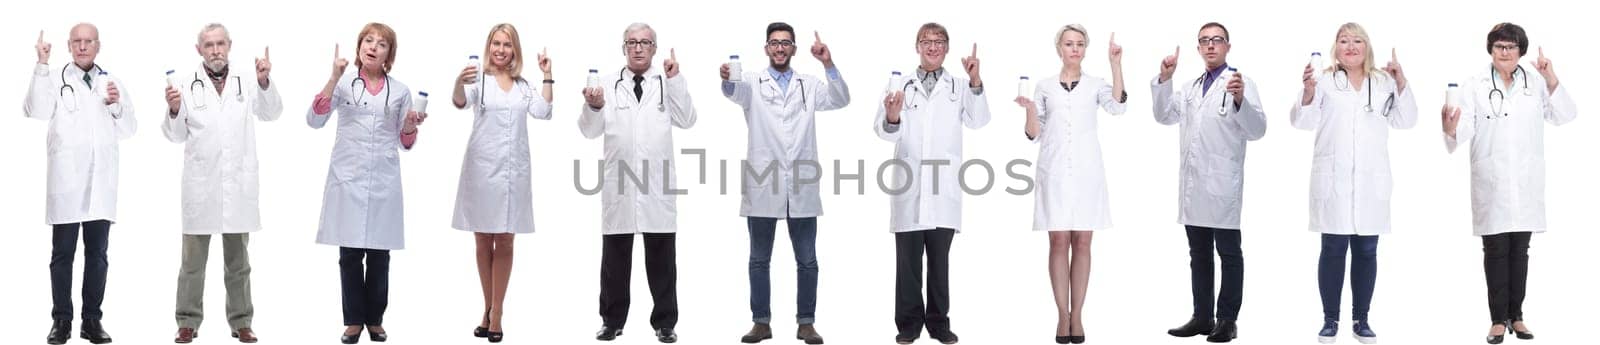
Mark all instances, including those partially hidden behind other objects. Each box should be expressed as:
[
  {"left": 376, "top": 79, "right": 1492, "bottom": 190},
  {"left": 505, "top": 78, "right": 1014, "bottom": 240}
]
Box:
[
  {"left": 1068, "top": 335, "right": 1086, "bottom": 343},
  {"left": 341, "top": 326, "right": 363, "bottom": 344},
  {"left": 487, "top": 331, "right": 504, "bottom": 343},
  {"left": 1055, "top": 336, "right": 1071, "bottom": 344},
  {"left": 368, "top": 328, "right": 388, "bottom": 342},
  {"left": 1485, "top": 323, "right": 1506, "bottom": 344},
  {"left": 475, "top": 312, "right": 491, "bottom": 338},
  {"left": 1507, "top": 320, "right": 1534, "bottom": 340}
]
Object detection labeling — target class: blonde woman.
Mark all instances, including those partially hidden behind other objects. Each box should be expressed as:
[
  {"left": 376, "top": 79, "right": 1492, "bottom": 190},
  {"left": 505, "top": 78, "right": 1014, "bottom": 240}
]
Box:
[
  {"left": 1289, "top": 22, "right": 1416, "bottom": 344},
  {"left": 1015, "top": 24, "right": 1126, "bottom": 344},
  {"left": 450, "top": 23, "right": 554, "bottom": 343}
]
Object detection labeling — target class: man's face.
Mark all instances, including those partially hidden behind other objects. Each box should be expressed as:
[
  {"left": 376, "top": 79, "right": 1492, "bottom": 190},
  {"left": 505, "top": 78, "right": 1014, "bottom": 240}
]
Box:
[
  {"left": 69, "top": 24, "right": 99, "bottom": 68},
  {"left": 766, "top": 30, "right": 796, "bottom": 70},
  {"left": 1197, "top": 26, "right": 1230, "bottom": 68},
  {"left": 197, "top": 29, "right": 231, "bottom": 72}
]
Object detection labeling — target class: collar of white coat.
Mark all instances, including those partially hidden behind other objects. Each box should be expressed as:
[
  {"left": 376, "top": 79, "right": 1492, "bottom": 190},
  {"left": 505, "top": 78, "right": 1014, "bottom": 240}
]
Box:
[
  {"left": 618, "top": 65, "right": 661, "bottom": 83},
  {"left": 1474, "top": 63, "right": 1532, "bottom": 88},
  {"left": 63, "top": 63, "right": 102, "bottom": 81}
]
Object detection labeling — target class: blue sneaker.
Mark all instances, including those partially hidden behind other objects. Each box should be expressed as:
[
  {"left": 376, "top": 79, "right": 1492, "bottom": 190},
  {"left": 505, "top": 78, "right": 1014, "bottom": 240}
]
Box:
[
  {"left": 1352, "top": 320, "right": 1377, "bottom": 344},
  {"left": 1318, "top": 319, "right": 1338, "bottom": 344}
]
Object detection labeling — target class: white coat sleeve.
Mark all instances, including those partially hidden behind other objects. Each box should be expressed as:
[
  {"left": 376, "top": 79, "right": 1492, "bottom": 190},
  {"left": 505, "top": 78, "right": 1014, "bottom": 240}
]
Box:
[
  {"left": 527, "top": 82, "right": 553, "bottom": 120},
  {"left": 814, "top": 68, "right": 850, "bottom": 112},
  {"left": 1097, "top": 78, "right": 1127, "bottom": 116},
  {"left": 108, "top": 76, "right": 137, "bottom": 140},
  {"left": 1151, "top": 76, "right": 1182, "bottom": 126},
  {"left": 1289, "top": 79, "right": 1324, "bottom": 131},
  {"left": 664, "top": 75, "right": 697, "bottom": 129},
  {"left": 460, "top": 82, "right": 482, "bottom": 112},
  {"left": 1026, "top": 83, "right": 1047, "bottom": 143},
  {"left": 578, "top": 94, "right": 608, "bottom": 139},
  {"left": 252, "top": 78, "right": 284, "bottom": 122},
  {"left": 1445, "top": 82, "right": 1478, "bottom": 154},
  {"left": 23, "top": 64, "right": 55, "bottom": 120},
  {"left": 162, "top": 88, "right": 190, "bottom": 143},
  {"left": 1388, "top": 79, "right": 1418, "bottom": 129},
  {"left": 1543, "top": 83, "right": 1577, "bottom": 126},
  {"left": 722, "top": 76, "right": 754, "bottom": 111},
  {"left": 1228, "top": 77, "right": 1267, "bottom": 141},
  {"left": 961, "top": 78, "right": 991, "bottom": 129}
]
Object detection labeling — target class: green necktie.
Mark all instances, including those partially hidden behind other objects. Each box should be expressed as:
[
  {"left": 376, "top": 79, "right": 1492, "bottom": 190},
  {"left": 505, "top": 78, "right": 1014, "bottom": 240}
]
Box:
[{"left": 82, "top": 73, "right": 93, "bottom": 89}]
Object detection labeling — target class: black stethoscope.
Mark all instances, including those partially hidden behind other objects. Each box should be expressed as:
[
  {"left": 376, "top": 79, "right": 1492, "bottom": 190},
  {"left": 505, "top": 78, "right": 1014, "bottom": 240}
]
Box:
[
  {"left": 476, "top": 76, "right": 533, "bottom": 110},
  {"left": 58, "top": 64, "right": 99, "bottom": 113},
  {"left": 1486, "top": 65, "right": 1532, "bottom": 119},
  {"left": 613, "top": 68, "right": 665, "bottom": 112},
  {"left": 1189, "top": 67, "right": 1238, "bottom": 116},
  {"left": 758, "top": 74, "right": 808, "bottom": 110},
  {"left": 188, "top": 71, "right": 244, "bottom": 110},
  {"left": 350, "top": 74, "right": 392, "bottom": 117},
  {"left": 1331, "top": 67, "right": 1397, "bottom": 117},
  {"left": 897, "top": 74, "right": 959, "bottom": 110}
]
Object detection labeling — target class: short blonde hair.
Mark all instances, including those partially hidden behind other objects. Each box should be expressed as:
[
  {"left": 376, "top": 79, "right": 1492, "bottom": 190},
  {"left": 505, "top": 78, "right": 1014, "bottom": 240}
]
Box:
[
  {"left": 482, "top": 23, "right": 524, "bottom": 80},
  {"left": 1054, "top": 24, "right": 1088, "bottom": 56},
  {"left": 1328, "top": 22, "right": 1380, "bottom": 77},
  {"left": 354, "top": 22, "right": 398, "bottom": 73}
]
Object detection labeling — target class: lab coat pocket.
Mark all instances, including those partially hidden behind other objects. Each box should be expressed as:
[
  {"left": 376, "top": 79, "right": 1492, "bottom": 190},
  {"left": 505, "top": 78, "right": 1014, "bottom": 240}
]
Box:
[
  {"left": 1204, "top": 153, "right": 1242, "bottom": 200},
  {"left": 742, "top": 149, "right": 779, "bottom": 196},
  {"left": 1309, "top": 156, "right": 1336, "bottom": 200}
]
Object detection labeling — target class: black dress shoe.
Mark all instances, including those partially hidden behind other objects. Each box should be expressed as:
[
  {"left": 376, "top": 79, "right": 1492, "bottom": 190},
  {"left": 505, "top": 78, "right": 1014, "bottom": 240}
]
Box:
[
  {"left": 341, "top": 332, "right": 361, "bottom": 344},
  {"left": 655, "top": 328, "right": 677, "bottom": 343},
  {"left": 80, "top": 319, "right": 113, "bottom": 344},
  {"left": 596, "top": 326, "right": 623, "bottom": 341},
  {"left": 1205, "top": 320, "right": 1237, "bottom": 343},
  {"left": 1168, "top": 317, "right": 1215, "bottom": 338},
  {"left": 47, "top": 320, "right": 71, "bottom": 345},
  {"left": 894, "top": 333, "right": 918, "bottom": 344}
]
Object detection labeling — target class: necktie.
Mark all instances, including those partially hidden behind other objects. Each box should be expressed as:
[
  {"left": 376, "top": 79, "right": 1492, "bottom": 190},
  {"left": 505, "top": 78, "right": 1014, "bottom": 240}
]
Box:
[
  {"left": 83, "top": 73, "right": 93, "bottom": 88},
  {"left": 633, "top": 75, "right": 645, "bottom": 102}
]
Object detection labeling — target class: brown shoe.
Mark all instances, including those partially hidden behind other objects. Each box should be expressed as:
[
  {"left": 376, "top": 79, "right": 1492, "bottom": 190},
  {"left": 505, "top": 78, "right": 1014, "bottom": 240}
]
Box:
[
  {"left": 232, "top": 328, "right": 259, "bottom": 343},
  {"left": 174, "top": 328, "right": 197, "bottom": 344},
  {"left": 740, "top": 323, "right": 772, "bottom": 343},
  {"left": 797, "top": 324, "right": 824, "bottom": 344}
]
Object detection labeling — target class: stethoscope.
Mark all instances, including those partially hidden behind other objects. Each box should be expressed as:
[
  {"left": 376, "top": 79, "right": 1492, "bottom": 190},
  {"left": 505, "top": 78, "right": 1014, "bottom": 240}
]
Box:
[
  {"left": 1189, "top": 67, "right": 1238, "bottom": 116},
  {"left": 350, "top": 74, "right": 392, "bottom": 117},
  {"left": 1332, "top": 67, "right": 1397, "bottom": 117},
  {"left": 188, "top": 71, "right": 244, "bottom": 110},
  {"left": 758, "top": 75, "right": 809, "bottom": 110},
  {"left": 1486, "top": 65, "right": 1532, "bottom": 119},
  {"left": 58, "top": 64, "right": 99, "bottom": 113},
  {"left": 613, "top": 68, "right": 665, "bottom": 112},
  {"left": 476, "top": 76, "right": 534, "bottom": 110},
  {"left": 897, "top": 74, "right": 959, "bottom": 110}
]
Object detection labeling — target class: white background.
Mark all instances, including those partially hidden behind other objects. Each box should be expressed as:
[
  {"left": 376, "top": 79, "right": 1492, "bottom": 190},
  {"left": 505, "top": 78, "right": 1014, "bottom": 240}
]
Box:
[{"left": 1, "top": 0, "right": 1595, "bottom": 344}]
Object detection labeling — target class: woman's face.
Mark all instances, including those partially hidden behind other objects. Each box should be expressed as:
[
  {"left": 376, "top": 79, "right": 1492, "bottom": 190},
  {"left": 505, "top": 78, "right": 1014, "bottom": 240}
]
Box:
[
  {"left": 359, "top": 34, "right": 390, "bottom": 72},
  {"left": 1490, "top": 40, "right": 1521, "bottom": 73},
  {"left": 1057, "top": 30, "right": 1086, "bottom": 65},
  {"left": 489, "top": 31, "right": 515, "bottom": 70},
  {"left": 1336, "top": 32, "right": 1366, "bottom": 70}
]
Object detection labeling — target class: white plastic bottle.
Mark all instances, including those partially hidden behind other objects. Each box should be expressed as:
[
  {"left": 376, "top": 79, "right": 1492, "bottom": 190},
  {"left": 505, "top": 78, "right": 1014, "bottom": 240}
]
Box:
[
  {"left": 885, "top": 71, "right": 903, "bottom": 96},
  {"left": 414, "top": 91, "right": 429, "bottom": 114},
  {"left": 587, "top": 69, "right": 601, "bottom": 90},
  {"left": 1018, "top": 76, "right": 1033, "bottom": 99},
  {"left": 467, "top": 55, "right": 482, "bottom": 84},
  {"left": 1445, "top": 83, "right": 1460, "bottom": 110},
  {"left": 96, "top": 71, "right": 111, "bottom": 101},
  {"left": 1310, "top": 52, "right": 1324, "bottom": 72},
  {"left": 728, "top": 55, "right": 743, "bottom": 82}
]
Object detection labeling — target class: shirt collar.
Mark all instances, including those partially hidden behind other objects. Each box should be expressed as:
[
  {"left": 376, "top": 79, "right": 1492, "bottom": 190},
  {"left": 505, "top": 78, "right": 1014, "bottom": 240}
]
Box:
[
  {"left": 917, "top": 67, "right": 944, "bottom": 81},
  {"left": 1204, "top": 63, "right": 1230, "bottom": 83},
  {"left": 767, "top": 66, "right": 794, "bottom": 82}
]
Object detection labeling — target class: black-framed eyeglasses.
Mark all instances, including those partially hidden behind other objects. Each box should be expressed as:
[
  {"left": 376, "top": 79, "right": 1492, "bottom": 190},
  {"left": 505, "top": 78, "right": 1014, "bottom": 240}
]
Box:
[
  {"left": 1198, "top": 36, "right": 1229, "bottom": 46},
  {"left": 623, "top": 40, "right": 656, "bottom": 49},
  {"left": 766, "top": 40, "right": 795, "bottom": 48},
  {"left": 1491, "top": 43, "right": 1519, "bottom": 52},
  {"left": 918, "top": 39, "right": 949, "bottom": 48}
]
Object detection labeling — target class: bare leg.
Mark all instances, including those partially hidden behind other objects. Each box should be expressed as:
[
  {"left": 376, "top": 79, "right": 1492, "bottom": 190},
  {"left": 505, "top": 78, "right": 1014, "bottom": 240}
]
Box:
[
  {"left": 1068, "top": 231, "right": 1094, "bottom": 337},
  {"left": 475, "top": 233, "right": 495, "bottom": 329},
  {"left": 1048, "top": 232, "right": 1073, "bottom": 337},
  {"left": 489, "top": 234, "right": 516, "bottom": 333}
]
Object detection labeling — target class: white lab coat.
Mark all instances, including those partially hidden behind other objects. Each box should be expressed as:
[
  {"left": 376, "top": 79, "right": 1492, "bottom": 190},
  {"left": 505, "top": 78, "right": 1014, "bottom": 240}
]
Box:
[
  {"left": 725, "top": 68, "right": 850, "bottom": 219},
  {"left": 163, "top": 63, "right": 284, "bottom": 235},
  {"left": 452, "top": 75, "right": 553, "bottom": 234},
  {"left": 1289, "top": 70, "right": 1416, "bottom": 235},
  {"left": 1151, "top": 68, "right": 1268, "bottom": 230},
  {"left": 873, "top": 70, "right": 988, "bottom": 232},
  {"left": 307, "top": 71, "right": 415, "bottom": 250},
  {"left": 578, "top": 66, "right": 696, "bottom": 235},
  {"left": 1027, "top": 75, "right": 1125, "bottom": 231},
  {"left": 1444, "top": 64, "right": 1577, "bottom": 236},
  {"left": 23, "top": 63, "right": 138, "bottom": 225}
]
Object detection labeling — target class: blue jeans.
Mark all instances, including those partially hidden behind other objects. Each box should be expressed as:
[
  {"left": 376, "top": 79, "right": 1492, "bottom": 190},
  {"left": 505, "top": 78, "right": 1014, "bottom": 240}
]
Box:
[
  {"left": 1318, "top": 234, "right": 1378, "bottom": 321},
  {"left": 747, "top": 217, "right": 819, "bottom": 324}
]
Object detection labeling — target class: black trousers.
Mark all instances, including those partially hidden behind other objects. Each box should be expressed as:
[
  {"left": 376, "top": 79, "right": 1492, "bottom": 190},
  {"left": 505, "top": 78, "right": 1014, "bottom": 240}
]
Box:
[
  {"left": 339, "top": 247, "right": 390, "bottom": 326},
  {"left": 1483, "top": 232, "right": 1531, "bottom": 322},
  {"left": 895, "top": 228, "right": 956, "bottom": 337},
  {"left": 599, "top": 233, "right": 678, "bottom": 330},
  {"left": 51, "top": 220, "right": 112, "bottom": 321},
  {"left": 1185, "top": 225, "right": 1243, "bottom": 321}
]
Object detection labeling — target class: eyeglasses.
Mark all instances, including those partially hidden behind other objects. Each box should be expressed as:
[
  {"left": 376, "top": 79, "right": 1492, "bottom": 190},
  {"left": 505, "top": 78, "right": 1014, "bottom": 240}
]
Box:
[
  {"left": 918, "top": 39, "right": 949, "bottom": 48},
  {"left": 623, "top": 40, "right": 656, "bottom": 49},
  {"left": 766, "top": 40, "right": 795, "bottom": 48},
  {"left": 1491, "top": 43, "right": 1519, "bottom": 52},
  {"left": 1197, "top": 36, "right": 1229, "bottom": 46}
]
